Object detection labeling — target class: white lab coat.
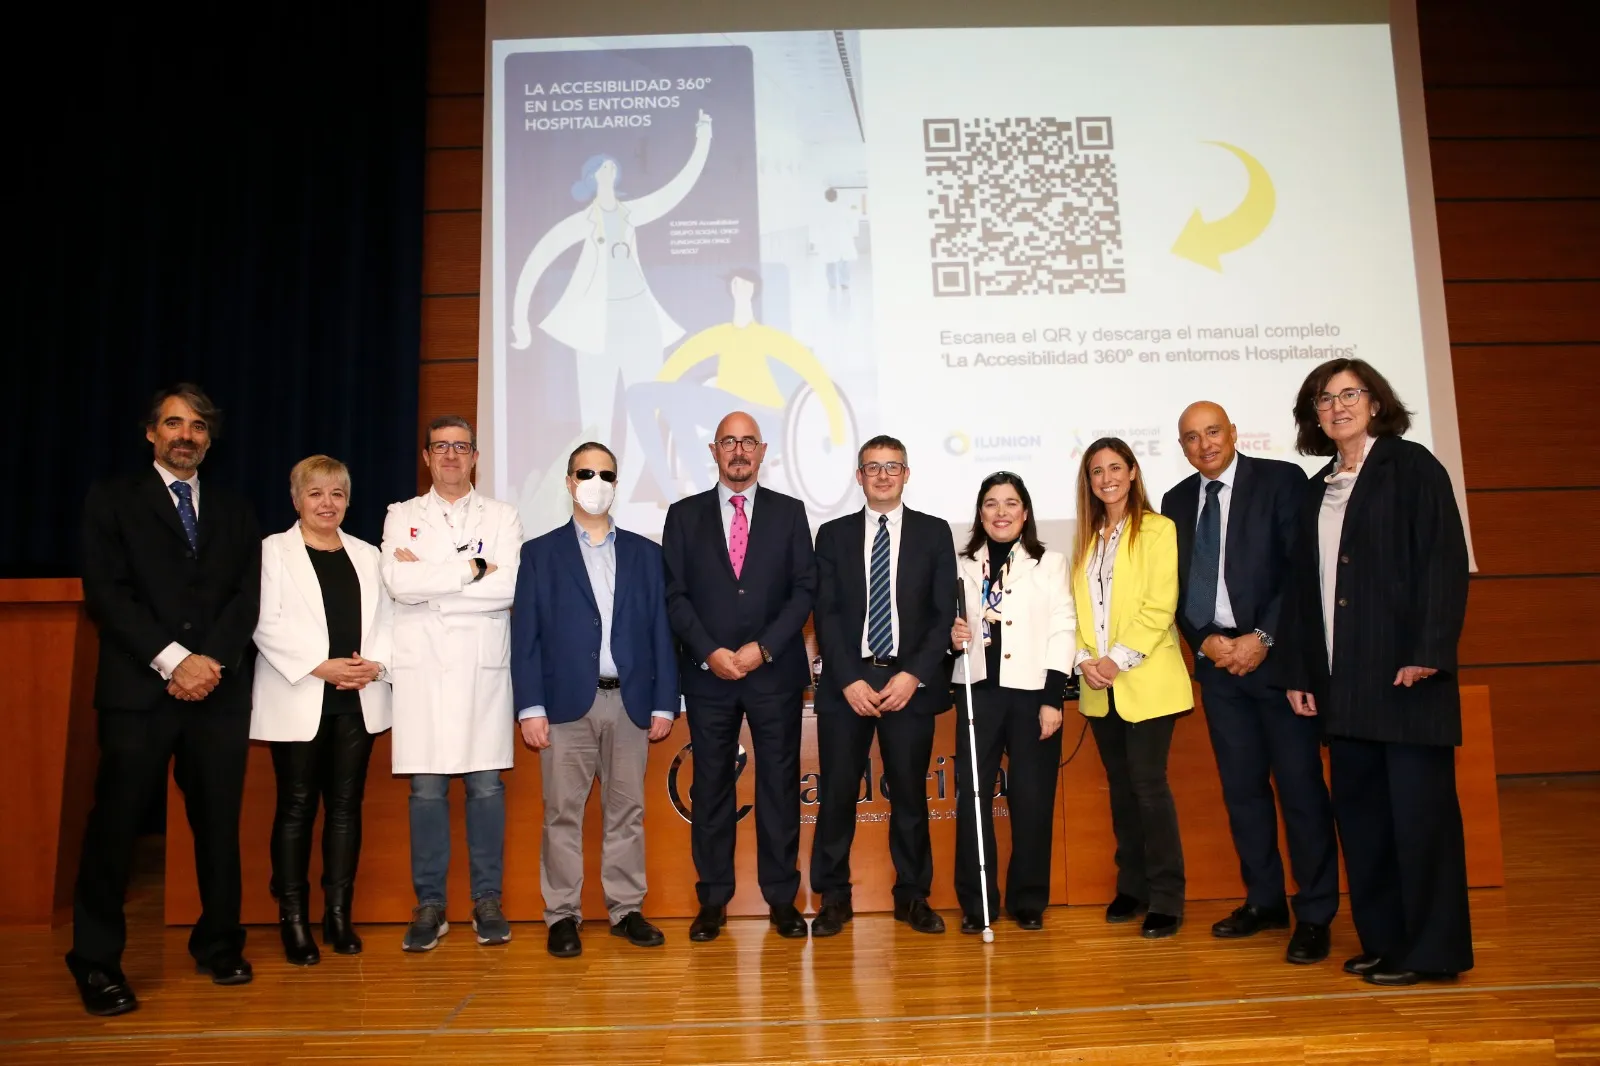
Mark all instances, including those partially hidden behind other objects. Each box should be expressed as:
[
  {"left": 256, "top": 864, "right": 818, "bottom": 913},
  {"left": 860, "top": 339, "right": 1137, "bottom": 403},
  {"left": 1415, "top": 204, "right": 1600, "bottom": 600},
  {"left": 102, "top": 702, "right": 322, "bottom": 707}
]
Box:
[
  {"left": 250, "top": 526, "right": 394, "bottom": 742},
  {"left": 951, "top": 549, "right": 1076, "bottom": 689},
  {"left": 509, "top": 120, "right": 713, "bottom": 354},
  {"left": 379, "top": 490, "right": 523, "bottom": 774}
]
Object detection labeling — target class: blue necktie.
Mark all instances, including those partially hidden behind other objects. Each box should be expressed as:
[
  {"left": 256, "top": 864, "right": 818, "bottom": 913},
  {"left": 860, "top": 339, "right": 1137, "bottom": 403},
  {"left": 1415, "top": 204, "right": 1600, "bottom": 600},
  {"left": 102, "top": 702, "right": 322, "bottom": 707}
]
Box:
[
  {"left": 170, "top": 480, "right": 199, "bottom": 551},
  {"left": 1184, "top": 480, "right": 1223, "bottom": 632},
  {"left": 867, "top": 514, "right": 893, "bottom": 658}
]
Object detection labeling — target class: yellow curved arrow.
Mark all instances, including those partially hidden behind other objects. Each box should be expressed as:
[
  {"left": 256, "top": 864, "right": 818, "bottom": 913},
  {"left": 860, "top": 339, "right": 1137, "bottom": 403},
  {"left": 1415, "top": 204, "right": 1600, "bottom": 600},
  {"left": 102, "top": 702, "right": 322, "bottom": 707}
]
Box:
[{"left": 1171, "top": 142, "right": 1275, "bottom": 272}]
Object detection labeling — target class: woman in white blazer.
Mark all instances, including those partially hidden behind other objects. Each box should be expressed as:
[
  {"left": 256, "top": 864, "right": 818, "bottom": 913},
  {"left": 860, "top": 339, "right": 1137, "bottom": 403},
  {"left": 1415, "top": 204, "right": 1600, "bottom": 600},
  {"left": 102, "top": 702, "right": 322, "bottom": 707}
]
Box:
[
  {"left": 949, "top": 472, "right": 1075, "bottom": 932},
  {"left": 250, "top": 456, "right": 392, "bottom": 965}
]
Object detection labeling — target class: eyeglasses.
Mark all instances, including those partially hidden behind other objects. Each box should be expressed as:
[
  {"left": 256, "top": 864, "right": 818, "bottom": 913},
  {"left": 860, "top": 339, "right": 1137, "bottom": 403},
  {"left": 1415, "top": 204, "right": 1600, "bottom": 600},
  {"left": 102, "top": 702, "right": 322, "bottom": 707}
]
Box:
[
  {"left": 1315, "top": 387, "right": 1370, "bottom": 411},
  {"left": 714, "top": 436, "right": 763, "bottom": 452},
  {"left": 860, "top": 461, "right": 906, "bottom": 477},
  {"left": 427, "top": 441, "right": 474, "bottom": 455},
  {"left": 573, "top": 468, "right": 617, "bottom": 483}
]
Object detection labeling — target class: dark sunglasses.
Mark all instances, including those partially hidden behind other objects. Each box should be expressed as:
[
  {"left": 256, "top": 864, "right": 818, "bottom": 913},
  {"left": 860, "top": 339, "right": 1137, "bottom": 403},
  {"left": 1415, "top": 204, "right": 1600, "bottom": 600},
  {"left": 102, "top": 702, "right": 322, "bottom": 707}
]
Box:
[{"left": 573, "top": 468, "right": 617, "bottom": 483}]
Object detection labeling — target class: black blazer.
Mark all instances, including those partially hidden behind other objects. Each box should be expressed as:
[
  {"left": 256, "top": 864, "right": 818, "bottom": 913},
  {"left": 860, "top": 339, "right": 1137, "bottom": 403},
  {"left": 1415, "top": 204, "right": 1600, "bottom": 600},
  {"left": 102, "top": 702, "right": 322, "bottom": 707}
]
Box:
[
  {"left": 1161, "top": 453, "right": 1307, "bottom": 695},
  {"left": 81, "top": 466, "right": 262, "bottom": 713},
  {"left": 812, "top": 506, "right": 956, "bottom": 715},
  {"left": 1277, "top": 435, "right": 1469, "bottom": 747},
  {"left": 661, "top": 484, "right": 816, "bottom": 697}
]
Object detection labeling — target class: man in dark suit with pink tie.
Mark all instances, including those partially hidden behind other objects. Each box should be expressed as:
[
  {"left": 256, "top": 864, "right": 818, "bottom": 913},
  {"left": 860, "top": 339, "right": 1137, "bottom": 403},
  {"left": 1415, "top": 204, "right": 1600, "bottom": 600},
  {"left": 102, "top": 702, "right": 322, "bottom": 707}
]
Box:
[{"left": 660, "top": 411, "right": 817, "bottom": 941}]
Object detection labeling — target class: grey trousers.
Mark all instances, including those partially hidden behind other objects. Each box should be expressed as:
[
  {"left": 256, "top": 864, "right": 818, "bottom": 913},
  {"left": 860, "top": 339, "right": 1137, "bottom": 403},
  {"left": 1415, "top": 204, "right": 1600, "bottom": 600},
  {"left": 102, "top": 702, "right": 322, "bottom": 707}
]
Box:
[{"left": 538, "top": 688, "right": 651, "bottom": 925}]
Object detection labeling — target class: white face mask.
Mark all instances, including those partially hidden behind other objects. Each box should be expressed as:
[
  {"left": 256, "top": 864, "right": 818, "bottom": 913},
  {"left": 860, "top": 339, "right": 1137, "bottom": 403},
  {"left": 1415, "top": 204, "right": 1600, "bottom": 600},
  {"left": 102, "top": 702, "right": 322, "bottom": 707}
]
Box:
[{"left": 573, "top": 477, "right": 615, "bottom": 516}]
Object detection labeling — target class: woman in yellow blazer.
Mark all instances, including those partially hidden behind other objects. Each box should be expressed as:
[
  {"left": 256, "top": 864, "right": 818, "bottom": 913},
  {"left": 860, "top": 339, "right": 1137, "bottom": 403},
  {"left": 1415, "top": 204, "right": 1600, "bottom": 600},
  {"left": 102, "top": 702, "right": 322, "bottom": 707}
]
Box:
[{"left": 1072, "top": 437, "right": 1194, "bottom": 939}]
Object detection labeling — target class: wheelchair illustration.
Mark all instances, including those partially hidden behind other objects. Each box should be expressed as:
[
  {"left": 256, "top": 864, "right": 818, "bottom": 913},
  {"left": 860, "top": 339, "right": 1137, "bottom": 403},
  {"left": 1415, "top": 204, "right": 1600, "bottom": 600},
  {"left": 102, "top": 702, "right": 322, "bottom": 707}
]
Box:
[{"left": 632, "top": 361, "right": 862, "bottom": 522}]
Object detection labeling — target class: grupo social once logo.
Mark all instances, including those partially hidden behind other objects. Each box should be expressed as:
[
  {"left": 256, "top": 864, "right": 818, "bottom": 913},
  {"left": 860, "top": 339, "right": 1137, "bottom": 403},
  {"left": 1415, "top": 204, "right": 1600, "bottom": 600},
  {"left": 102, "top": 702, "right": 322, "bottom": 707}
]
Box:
[{"left": 665, "top": 742, "right": 754, "bottom": 824}]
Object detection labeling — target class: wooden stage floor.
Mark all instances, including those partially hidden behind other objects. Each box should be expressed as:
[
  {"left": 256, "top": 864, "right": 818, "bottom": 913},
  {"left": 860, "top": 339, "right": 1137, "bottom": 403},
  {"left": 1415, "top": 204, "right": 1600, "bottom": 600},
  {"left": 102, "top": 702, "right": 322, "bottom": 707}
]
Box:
[{"left": 1, "top": 776, "right": 1596, "bottom": 1065}]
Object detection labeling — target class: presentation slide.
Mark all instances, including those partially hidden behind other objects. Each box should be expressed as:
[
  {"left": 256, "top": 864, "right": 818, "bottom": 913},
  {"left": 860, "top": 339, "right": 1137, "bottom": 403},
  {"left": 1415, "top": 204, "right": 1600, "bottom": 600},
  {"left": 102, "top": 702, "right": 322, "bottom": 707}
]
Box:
[{"left": 486, "top": 23, "right": 1443, "bottom": 540}]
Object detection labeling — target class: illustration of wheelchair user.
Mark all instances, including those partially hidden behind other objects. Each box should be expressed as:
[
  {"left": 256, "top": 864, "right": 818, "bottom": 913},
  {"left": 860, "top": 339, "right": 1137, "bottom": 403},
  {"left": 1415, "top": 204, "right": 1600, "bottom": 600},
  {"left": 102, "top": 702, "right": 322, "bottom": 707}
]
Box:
[{"left": 625, "top": 268, "right": 861, "bottom": 518}]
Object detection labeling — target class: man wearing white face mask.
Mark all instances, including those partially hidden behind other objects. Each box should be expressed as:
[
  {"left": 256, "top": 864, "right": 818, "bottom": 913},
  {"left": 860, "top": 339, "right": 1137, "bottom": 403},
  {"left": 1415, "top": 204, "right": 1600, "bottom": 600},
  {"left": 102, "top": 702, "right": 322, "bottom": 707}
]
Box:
[{"left": 510, "top": 442, "right": 680, "bottom": 958}]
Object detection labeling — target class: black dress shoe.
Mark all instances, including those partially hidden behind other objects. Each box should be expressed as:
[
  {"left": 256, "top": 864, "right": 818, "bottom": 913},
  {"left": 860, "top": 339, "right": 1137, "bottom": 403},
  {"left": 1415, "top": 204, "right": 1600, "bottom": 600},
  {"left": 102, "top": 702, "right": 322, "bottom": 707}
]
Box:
[
  {"left": 75, "top": 970, "right": 138, "bottom": 1017},
  {"left": 1343, "top": 952, "right": 1384, "bottom": 976},
  {"left": 195, "top": 950, "right": 253, "bottom": 985},
  {"left": 609, "top": 911, "right": 665, "bottom": 948},
  {"left": 960, "top": 913, "right": 984, "bottom": 935},
  {"left": 1012, "top": 908, "right": 1044, "bottom": 931},
  {"left": 1364, "top": 966, "right": 1458, "bottom": 987},
  {"left": 1141, "top": 912, "right": 1182, "bottom": 939},
  {"left": 769, "top": 902, "right": 809, "bottom": 939},
  {"left": 811, "top": 901, "right": 852, "bottom": 938},
  {"left": 547, "top": 916, "right": 582, "bottom": 958},
  {"left": 895, "top": 898, "right": 946, "bottom": 934},
  {"left": 279, "top": 913, "right": 321, "bottom": 966},
  {"left": 1211, "top": 903, "right": 1291, "bottom": 939},
  {"left": 1105, "top": 893, "right": 1148, "bottom": 924},
  {"left": 1286, "top": 922, "right": 1331, "bottom": 965},
  {"left": 689, "top": 904, "right": 726, "bottom": 943}
]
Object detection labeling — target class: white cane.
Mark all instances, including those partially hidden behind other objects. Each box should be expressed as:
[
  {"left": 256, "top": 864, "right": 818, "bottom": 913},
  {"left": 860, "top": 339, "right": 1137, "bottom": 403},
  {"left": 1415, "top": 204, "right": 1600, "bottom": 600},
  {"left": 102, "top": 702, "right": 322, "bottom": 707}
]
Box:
[{"left": 955, "top": 584, "right": 995, "bottom": 944}]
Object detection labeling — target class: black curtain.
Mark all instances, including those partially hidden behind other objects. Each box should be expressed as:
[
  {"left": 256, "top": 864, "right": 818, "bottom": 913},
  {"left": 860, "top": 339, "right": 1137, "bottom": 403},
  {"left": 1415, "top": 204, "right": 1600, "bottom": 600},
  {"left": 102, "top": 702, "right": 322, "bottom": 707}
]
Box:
[{"left": 11, "top": 3, "right": 427, "bottom": 577}]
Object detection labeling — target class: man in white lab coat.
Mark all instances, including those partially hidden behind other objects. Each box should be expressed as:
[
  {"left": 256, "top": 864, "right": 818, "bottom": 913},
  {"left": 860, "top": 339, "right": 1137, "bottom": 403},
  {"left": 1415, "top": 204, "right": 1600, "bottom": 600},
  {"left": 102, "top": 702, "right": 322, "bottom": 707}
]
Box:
[{"left": 380, "top": 415, "right": 523, "bottom": 952}]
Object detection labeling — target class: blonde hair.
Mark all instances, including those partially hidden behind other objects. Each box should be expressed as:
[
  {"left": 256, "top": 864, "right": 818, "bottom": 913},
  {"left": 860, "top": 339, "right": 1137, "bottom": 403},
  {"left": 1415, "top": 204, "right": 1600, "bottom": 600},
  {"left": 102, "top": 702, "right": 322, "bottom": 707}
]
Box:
[
  {"left": 290, "top": 455, "right": 351, "bottom": 500},
  {"left": 1072, "top": 438, "right": 1153, "bottom": 576}
]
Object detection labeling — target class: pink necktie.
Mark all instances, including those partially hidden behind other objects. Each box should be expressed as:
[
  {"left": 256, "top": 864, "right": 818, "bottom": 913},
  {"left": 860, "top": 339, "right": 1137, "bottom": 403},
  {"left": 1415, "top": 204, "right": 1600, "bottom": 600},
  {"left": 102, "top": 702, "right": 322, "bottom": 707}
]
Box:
[{"left": 728, "top": 494, "right": 748, "bottom": 579}]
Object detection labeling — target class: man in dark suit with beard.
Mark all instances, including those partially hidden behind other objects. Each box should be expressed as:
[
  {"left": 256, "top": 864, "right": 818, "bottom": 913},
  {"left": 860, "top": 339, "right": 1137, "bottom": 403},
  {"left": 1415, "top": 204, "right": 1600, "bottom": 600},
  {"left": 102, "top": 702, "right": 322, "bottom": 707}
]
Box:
[
  {"left": 661, "top": 410, "right": 816, "bottom": 941},
  {"left": 67, "top": 384, "right": 261, "bottom": 1015},
  {"left": 808, "top": 435, "right": 955, "bottom": 937}
]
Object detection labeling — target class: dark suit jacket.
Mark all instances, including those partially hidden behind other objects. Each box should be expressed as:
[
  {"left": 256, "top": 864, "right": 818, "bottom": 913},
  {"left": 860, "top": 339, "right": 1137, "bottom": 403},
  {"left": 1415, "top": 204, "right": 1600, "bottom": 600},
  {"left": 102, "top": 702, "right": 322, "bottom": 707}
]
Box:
[
  {"left": 1277, "top": 435, "right": 1469, "bottom": 746},
  {"left": 661, "top": 484, "right": 816, "bottom": 697},
  {"left": 510, "top": 519, "right": 679, "bottom": 729},
  {"left": 1161, "top": 453, "right": 1307, "bottom": 696},
  {"left": 812, "top": 506, "right": 956, "bottom": 715},
  {"left": 81, "top": 466, "right": 261, "bottom": 712}
]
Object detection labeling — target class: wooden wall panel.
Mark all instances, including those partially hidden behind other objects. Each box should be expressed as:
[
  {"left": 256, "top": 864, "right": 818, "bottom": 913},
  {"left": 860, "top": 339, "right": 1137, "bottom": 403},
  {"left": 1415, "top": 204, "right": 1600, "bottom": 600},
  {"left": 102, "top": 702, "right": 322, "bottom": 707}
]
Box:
[
  {"left": 425, "top": 96, "right": 485, "bottom": 148},
  {"left": 1425, "top": 87, "right": 1600, "bottom": 138},
  {"left": 419, "top": 361, "right": 478, "bottom": 428},
  {"left": 421, "top": 212, "right": 481, "bottom": 296},
  {"left": 1466, "top": 490, "right": 1600, "bottom": 575},
  {"left": 1452, "top": 346, "right": 1600, "bottom": 489},
  {"left": 423, "top": 149, "right": 483, "bottom": 212},
  {"left": 1443, "top": 281, "right": 1600, "bottom": 344},
  {"left": 421, "top": 294, "right": 479, "bottom": 361},
  {"left": 1430, "top": 139, "right": 1600, "bottom": 200},
  {"left": 1435, "top": 201, "right": 1600, "bottom": 281},
  {"left": 426, "top": 0, "right": 484, "bottom": 95},
  {"left": 422, "top": 294, "right": 480, "bottom": 360},
  {"left": 1416, "top": 0, "right": 1592, "bottom": 86},
  {"left": 1459, "top": 577, "right": 1600, "bottom": 667},
  {"left": 1459, "top": 664, "right": 1600, "bottom": 775}
]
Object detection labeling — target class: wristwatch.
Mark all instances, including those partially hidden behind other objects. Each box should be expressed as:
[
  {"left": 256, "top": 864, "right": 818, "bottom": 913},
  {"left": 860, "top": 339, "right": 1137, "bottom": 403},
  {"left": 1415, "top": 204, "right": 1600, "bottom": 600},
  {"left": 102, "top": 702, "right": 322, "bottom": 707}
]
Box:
[
  {"left": 759, "top": 644, "right": 774, "bottom": 664},
  {"left": 470, "top": 557, "right": 488, "bottom": 582},
  {"left": 1252, "top": 628, "right": 1275, "bottom": 648}
]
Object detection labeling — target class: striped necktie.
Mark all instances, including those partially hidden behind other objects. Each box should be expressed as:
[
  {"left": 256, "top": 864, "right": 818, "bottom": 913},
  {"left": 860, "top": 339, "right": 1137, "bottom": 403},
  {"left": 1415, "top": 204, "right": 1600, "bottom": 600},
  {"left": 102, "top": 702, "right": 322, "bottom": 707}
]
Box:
[{"left": 867, "top": 514, "right": 893, "bottom": 658}]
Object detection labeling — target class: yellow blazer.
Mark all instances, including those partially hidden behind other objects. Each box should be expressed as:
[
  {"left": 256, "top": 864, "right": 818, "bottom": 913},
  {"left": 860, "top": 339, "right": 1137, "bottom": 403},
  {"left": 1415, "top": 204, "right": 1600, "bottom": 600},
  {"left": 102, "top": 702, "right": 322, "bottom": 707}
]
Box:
[{"left": 1073, "top": 511, "right": 1195, "bottom": 723}]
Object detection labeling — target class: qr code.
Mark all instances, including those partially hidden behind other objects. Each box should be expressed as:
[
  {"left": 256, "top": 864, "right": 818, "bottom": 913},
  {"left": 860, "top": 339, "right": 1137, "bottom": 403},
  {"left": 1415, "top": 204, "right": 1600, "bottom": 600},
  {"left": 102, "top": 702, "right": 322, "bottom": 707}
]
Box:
[{"left": 925, "top": 116, "right": 1124, "bottom": 297}]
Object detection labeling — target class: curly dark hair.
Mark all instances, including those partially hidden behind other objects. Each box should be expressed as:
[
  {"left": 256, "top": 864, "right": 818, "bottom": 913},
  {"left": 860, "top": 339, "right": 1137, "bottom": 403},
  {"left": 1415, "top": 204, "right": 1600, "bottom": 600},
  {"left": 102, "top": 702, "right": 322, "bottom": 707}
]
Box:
[{"left": 1292, "top": 358, "right": 1413, "bottom": 456}]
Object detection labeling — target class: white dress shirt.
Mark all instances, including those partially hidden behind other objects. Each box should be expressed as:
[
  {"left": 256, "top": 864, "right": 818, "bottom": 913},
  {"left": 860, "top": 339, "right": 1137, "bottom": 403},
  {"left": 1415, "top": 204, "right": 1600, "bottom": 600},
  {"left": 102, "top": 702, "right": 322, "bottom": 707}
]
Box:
[
  {"left": 1195, "top": 451, "right": 1238, "bottom": 629},
  {"left": 1317, "top": 435, "right": 1377, "bottom": 670},
  {"left": 716, "top": 479, "right": 758, "bottom": 545},
  {"left": 1073, "top": 518, "right": 1147, "bottom": 673},
  {"left": 859, "top": 503, "right": 903, "bottom": 657},
  {"left": 151, "top": 460, "right": 201, "bottom": 680}
]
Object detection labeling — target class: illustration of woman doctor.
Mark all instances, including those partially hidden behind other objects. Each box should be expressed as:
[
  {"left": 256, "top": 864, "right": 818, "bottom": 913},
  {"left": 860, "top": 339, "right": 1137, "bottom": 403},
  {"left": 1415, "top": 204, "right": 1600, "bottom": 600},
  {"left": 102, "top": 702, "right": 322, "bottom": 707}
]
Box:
[{"left": 510, "top": 109, "right": 713, "bottom": 471}]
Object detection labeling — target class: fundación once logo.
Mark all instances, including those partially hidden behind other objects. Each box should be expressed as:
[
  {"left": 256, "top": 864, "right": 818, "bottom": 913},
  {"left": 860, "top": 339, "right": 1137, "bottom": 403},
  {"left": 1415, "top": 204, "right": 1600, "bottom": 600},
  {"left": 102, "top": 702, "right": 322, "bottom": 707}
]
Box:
[{"left": 664, "top": 742, "right": 1013, "bottom": 824}]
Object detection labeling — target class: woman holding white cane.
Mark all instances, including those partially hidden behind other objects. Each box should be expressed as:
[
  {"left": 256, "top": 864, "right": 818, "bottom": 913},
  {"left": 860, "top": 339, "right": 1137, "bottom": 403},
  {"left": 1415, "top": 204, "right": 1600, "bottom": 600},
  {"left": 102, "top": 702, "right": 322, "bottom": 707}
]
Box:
[
  {"left": 950, "top": 472, "right": 1075, "bottom": 934},
  {"left": 1071, "top": 438, "right": 1194, "bottom": 940}
]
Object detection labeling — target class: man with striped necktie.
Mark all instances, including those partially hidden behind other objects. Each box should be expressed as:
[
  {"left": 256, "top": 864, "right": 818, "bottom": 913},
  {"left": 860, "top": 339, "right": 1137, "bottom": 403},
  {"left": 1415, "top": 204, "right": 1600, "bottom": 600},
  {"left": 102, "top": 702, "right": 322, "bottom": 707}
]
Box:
[{"left": 809, "top": 435, "right": 957, "bottom": 936}]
